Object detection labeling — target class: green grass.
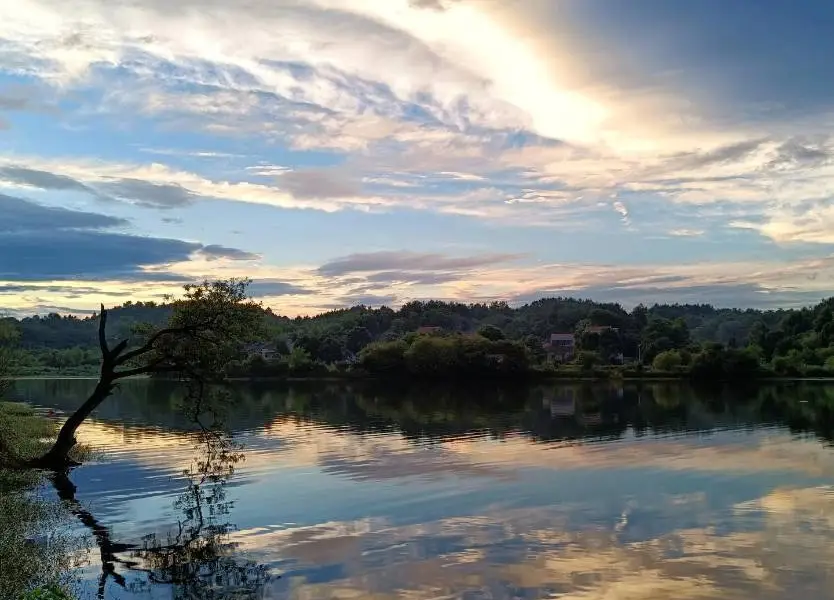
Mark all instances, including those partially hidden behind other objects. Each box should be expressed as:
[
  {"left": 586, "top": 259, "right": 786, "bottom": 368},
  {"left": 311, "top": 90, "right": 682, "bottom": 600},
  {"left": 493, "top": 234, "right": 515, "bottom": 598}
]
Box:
[
  {"left": 0, "top": 402, "right": 56, "bottom": 463},
  {"left": 20, "top": 585, "right": 75, "bottom": 599},
  {"left": 0, "top": 402, "right": 83, "bottom": 600}
]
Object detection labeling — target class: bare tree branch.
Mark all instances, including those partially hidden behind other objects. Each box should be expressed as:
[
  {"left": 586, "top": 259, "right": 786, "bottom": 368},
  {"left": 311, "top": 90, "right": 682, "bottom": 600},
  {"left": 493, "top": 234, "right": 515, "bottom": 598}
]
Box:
[
  {"left": 114, "top": 322, "right": 213, "bottom": 366},
  {"left": 109, "top": 339, "right": 129, "bottom": 360},
  {"left": 98, "top": 304, "right": 109, "bottom": 359},
  {"left": 112, "top": 362, "right": 180, "bottom": 380}
]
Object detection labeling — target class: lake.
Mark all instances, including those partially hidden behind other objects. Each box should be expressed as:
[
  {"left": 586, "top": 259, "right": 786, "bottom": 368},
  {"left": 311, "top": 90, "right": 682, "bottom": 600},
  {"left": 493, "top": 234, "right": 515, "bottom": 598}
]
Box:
[{"left": 10, "top": 378, "right": 834, "bottom": 599}]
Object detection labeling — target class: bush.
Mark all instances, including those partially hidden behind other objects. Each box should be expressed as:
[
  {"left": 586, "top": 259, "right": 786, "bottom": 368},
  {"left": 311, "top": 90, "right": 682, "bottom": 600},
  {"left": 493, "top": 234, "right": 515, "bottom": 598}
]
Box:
[
  {"left": 690, "top": 346, "right": 761, "bottom": 380},
  {"left": 287, "top": 347, "right": 315, "bottom": 374},
  {"left": 772, "top": 355, "right": 803, "bottom": 377},
  {"left": 405, "top": 336, "right": 460, "bottom": 375},
  {"left": 652, "top": 350, "right": 682, "bottom": 372},
  {"left": 360, "top": 335, "right": 530, "bottom": 379},
  {"left": 476, "top": 325, "right": 505, "bottom": 341},
  {"left": 359, "top": 340, "right": 408, "bottom": 375}
]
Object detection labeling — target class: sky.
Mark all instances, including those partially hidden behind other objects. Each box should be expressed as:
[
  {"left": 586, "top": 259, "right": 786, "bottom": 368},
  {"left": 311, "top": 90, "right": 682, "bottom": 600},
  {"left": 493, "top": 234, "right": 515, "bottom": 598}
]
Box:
[{"left": 2, "top": 0, "right": 834, "bottom": 316}]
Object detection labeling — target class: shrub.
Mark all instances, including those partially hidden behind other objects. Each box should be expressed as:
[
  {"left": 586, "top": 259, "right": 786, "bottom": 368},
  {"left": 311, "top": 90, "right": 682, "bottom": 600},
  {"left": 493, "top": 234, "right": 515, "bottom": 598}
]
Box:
[
  {"left": 690, "top": 346, "right": 761, "bottom": 380},
  {"left": 23, "top": 585, "right": 74, "bottom": 600},
  {"left": 476, "top": 324, "right": 505, "bottom": 341},
  {"left": 772, "top": 355, "right": 803, "bottom": 377},
  {"left": 358, "top": 340, "right": 408, "bottom": 375},
  {"left": 652, "top": 350, "right": 682, "bottom": 372}
]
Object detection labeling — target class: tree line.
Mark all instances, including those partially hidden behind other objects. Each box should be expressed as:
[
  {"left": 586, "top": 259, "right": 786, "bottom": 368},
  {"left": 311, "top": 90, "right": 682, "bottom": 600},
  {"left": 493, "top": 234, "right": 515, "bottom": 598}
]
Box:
[{"left": 4, "top": 291, "right": 834, "bottom": 379}]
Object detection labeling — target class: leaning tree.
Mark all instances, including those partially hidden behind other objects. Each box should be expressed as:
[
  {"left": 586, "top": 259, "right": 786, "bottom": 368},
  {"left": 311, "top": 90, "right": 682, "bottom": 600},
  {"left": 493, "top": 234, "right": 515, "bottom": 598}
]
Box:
[{"left": 24, "top": 278, "right": 264, "bottom": 470}]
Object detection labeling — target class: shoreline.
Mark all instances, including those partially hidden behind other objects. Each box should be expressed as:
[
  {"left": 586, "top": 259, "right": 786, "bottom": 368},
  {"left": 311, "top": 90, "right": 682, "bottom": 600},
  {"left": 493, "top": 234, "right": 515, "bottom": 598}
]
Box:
[{"left": 10, "top": 373, "right": 834, "bottom": 384}]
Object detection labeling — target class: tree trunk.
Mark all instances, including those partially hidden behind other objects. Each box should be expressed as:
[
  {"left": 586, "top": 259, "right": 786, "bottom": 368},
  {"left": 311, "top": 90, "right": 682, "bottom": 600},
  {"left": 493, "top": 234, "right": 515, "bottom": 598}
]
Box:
[{"left": 30, "top": 376, "right": 115, "bottom": 469}]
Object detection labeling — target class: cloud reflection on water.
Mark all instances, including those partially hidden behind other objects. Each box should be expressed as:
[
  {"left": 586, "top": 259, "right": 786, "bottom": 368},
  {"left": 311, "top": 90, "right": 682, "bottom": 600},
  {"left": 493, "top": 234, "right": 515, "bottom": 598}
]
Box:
[{"left": 15, "top": 379, "right": 834, "bottom": 598}]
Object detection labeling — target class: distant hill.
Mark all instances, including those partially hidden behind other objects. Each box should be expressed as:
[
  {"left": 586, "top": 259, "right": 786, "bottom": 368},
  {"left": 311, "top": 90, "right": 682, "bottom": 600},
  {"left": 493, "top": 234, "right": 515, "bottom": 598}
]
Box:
[
  {"left": 0, "top": 296, "right": 802, "bottom": 351},
  {"left": 3, "top": 301, "right": 173, "bottom": 350}
]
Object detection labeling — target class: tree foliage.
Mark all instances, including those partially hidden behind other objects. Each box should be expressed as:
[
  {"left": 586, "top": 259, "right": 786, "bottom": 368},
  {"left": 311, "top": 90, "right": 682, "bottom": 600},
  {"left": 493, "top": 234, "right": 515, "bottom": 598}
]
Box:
[
  {"left": 653, "top": 350, "right": 683, "bottom": 372},
  {"left": 476, "top": 324, "right": 505, "bottom": 341},
  {"left": 8, "top": 293, "right": 834, "bottom": 381},
  {"left": 359, "top": 334, "right": 530, "bottom": 378}
]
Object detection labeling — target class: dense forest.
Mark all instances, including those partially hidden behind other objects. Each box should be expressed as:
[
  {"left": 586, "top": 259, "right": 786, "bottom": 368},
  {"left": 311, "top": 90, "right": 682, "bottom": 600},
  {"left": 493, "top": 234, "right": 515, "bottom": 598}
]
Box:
[{"left": 3, "top": 295, "right": 834, "bottom": 379}]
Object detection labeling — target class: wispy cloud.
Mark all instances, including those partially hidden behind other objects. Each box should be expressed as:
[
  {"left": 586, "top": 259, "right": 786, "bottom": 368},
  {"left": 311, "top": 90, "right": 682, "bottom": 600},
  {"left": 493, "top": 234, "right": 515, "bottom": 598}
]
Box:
[
  {"left": 1, "top": 0, "right": 834, "bottom": 313},
  {"left": 669, "top": 229, "right": 706, "bottom": 238},
  {"left": 317, "top": 251, "right": 523, "bottom": 277}
]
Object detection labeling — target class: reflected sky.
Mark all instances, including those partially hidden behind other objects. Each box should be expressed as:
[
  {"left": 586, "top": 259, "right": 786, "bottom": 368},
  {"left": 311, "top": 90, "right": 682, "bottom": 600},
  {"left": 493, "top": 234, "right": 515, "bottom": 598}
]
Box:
[{"left": 12, "top": 379, "right": 834, "bottom": 599}]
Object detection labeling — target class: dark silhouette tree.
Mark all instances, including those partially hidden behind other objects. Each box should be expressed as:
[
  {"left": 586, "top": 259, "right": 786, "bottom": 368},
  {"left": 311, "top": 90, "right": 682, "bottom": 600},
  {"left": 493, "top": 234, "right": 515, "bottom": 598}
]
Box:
[{"left": 22, "top": 279, "right": 263, "bottom": 470}]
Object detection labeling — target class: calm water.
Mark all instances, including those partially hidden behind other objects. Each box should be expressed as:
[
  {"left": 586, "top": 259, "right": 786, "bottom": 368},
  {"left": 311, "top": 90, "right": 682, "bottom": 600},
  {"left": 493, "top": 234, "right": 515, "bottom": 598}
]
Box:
[{"left": 11, "top": 379, "right": 834, "bottom": 599}]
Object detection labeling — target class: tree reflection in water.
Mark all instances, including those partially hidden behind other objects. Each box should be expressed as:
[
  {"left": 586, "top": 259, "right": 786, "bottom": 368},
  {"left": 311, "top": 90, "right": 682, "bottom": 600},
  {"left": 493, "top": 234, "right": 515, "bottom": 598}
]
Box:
[{"left": 55, "top": 428, "right": 271, "bottom": 599}]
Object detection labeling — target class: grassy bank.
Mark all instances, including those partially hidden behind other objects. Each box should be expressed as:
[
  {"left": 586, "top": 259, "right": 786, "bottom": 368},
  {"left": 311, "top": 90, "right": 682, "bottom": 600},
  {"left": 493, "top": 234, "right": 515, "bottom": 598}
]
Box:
[{"left": 0, "top": 402, "right": 79, "bottom": 599}]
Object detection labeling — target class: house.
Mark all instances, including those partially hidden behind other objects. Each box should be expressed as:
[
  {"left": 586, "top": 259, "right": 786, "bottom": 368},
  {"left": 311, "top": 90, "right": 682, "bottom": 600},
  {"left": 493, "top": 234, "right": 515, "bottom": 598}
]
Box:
[
  {"left": 243, "top": 342, "right": 278, "bottom": 361},
  {"left": 545, "top": 333, "right": 575, "bottom": 362}
]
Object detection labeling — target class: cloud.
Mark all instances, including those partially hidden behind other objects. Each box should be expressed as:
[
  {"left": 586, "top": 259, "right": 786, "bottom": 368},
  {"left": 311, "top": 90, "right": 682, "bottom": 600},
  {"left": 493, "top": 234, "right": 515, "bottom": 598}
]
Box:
[
  {"left": 0, "top": 166, "right": 198, "bottom": 210},
  {"left": 364, "top": 271, "right": 464, "bottom": 286},
  {"left": 197, "top": 244, "right": 260, "bottom": 261},
  {"left": 0, "top": 165, "right": 95, "bottom": 193},
  {"left": 612, "top": 200, "right": 630, "bottom": 226},
  {"left": 99, "top": 178, "right": 198, "bottom": 209},
  {"left": 0, "top": 192, "right": 126, "bottom": 232},
  {"left": 317, "top": 251, "right": 523, "bottom": 277},
  {"left": 0, "top": 229, "right": 199, "bottom": 281},
  {"left": 310, "top": 253, "right": 834, "bottom": 313},
  {"left": 669, "top": 229, "right": 706, "bottom": 237},
  {"left": 139, "top": 147, "right": 244, "bottom": 159},
  {"left": 279, "top": 169, "right": 362, "bottom": 199},
  {"left": 0, "top": 284, "right": 125, "bottom": 296},
  {"left": 3, "top": 0, "right": 834, "bottom": 312},
  {"left": 0, "top": 156, "right": 388, "bottom": 213},
  {"left": 407, "top": 0, "right": 458, "bottom": 11},
  {"left": 336, "top": 293, "right": 398, "bottom": 307},
  {"left": 0, "top": 94, "right": 34, "bottom": 111},
  {"left": 247, "top": 280, "right": 314, "bottom": 297},
  {"left": 671, "top": 138, "right": 768, "bottom": 170},
  {"left": 0, "top": 84, "right": 56, "bottom": 124},
  {"left": 0, "top": 192, "right": 257, "bottom": 282}
]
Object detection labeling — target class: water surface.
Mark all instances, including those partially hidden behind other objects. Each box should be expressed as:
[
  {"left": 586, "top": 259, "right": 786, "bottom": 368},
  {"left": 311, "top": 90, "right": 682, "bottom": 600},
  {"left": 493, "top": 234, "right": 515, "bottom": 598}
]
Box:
[{"left": 11, "top": 379, "right": 834, "bottom": 599}]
